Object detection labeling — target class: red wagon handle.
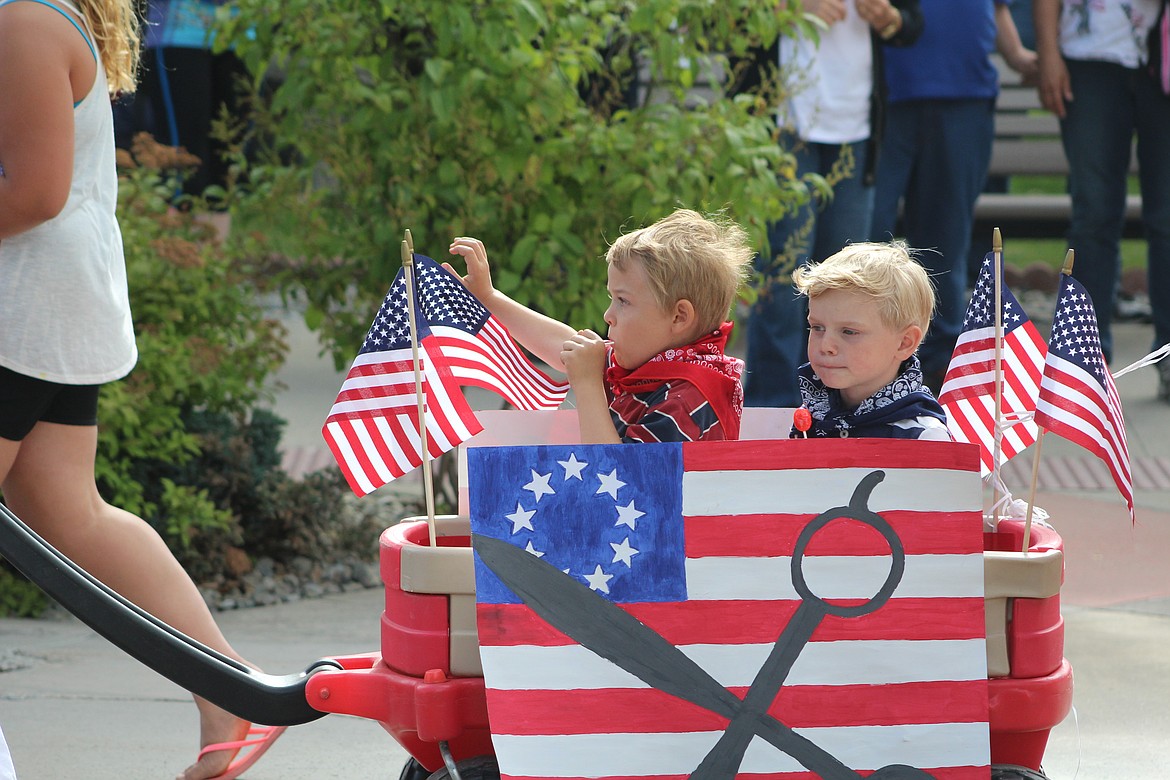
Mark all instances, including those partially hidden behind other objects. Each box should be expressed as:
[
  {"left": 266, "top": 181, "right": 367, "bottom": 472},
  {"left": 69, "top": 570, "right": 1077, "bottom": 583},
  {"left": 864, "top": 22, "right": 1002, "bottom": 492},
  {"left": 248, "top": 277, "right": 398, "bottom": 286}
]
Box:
[{"left": 0, "top": 503, "right": 336, "bottom": 727}]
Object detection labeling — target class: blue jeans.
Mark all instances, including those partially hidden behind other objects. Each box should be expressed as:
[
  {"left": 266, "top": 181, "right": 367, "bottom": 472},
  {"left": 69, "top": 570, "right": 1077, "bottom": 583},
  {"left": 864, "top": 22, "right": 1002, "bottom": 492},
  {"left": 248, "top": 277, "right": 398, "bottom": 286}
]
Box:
[
  {"left": 1061, "top": 58, "right": 1170, "bottom": 361},
  {"left": 871, "top": 98, "right": 995, "bottom": 376},
  {"left": 744, "top": 138, "right": 874, "bottom": 407}
]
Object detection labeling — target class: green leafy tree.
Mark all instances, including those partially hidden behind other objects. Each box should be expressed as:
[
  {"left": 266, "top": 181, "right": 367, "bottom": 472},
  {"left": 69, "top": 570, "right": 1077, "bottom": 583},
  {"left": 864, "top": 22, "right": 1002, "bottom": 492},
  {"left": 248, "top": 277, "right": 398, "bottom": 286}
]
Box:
[{"left": 220, "top": 0, "right": 810, "bottom": 366}]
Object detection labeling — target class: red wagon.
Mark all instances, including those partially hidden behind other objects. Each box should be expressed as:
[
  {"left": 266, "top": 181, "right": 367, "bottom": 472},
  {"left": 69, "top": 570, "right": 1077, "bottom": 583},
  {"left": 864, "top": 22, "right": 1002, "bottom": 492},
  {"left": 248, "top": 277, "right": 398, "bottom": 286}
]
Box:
[{"left": 0, "top": 415, "right": 1073, "bottom": 780}]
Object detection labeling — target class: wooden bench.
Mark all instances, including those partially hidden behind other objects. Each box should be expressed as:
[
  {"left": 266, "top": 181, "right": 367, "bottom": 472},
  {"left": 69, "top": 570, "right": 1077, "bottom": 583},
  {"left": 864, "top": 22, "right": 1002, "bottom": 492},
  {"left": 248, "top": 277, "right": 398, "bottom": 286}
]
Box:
[{"left": 974, "top": 60, "right": 1143, "bottom": 240}]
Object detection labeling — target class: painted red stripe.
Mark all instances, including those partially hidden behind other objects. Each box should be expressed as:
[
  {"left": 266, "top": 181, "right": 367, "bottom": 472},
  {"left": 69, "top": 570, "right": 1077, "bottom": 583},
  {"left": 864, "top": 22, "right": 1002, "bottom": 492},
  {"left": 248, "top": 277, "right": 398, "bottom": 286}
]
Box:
[
  {"left": 501, "top": 767, "right": 990, "bottom": 780},
  {"left": 476, "top": 597, "right": 986, "bottom": 646},
  {"left": 684, "top": 511, "right": 983, "bottom": 557},
  {"left": 485, "top": 679, "right": 989, "bottom": 735},
  {"left": 681, "top": 440, "right": 980, "bottom": 474}
]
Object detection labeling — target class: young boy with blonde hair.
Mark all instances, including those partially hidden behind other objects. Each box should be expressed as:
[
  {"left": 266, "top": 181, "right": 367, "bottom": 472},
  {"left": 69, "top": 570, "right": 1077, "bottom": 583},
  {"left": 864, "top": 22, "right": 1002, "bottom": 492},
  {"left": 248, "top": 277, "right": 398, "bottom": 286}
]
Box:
[
  {"left": 788, "top": 241, "right": 950, "bottom": 439},
  {"left": 447, "top": 209, "right": 752, "bottom": 443}
]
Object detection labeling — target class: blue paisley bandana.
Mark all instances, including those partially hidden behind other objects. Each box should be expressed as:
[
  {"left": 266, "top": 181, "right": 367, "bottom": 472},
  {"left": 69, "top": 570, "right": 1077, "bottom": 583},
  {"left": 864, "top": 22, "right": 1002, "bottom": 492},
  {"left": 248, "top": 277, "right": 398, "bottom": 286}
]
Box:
[{"left": 792, "top": 355, "right": 947, "bottom": 439}]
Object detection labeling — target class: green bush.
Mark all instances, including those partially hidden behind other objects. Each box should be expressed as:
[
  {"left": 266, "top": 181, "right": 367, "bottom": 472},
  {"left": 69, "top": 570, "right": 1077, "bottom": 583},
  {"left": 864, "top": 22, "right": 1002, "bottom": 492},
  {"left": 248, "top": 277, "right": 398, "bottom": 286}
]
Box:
[
  {"left": 89, "top": 136, "right": 288, "bottom": 563},
  {"left": 96, "top": 138, "right": 392, "bottom": 586},
  {"left": 219, "top": 0, "right": 811, "bottom": 367}
]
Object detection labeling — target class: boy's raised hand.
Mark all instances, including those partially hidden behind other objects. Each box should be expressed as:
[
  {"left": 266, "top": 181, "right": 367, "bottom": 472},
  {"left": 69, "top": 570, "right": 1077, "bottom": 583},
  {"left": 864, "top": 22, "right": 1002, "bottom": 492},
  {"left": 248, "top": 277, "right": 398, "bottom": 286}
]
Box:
[
  {"left": 560, "top": 329, "right": 607, "bottom": 385},
  {"left": 561, "top": 329, "right": 621, "bottom": 444},
  {"left": 446, "top": 237, "right": 496, "bottom": 302}
]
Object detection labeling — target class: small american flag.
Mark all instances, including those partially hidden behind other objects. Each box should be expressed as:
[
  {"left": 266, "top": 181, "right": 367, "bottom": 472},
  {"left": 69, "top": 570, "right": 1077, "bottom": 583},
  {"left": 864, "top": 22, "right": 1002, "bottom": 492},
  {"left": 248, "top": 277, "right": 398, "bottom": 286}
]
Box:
[
  {"left": 323, "top": 254, "right": 569, "bottom": 496},
  {"left": 939, "top": 253, "right": 1047, "bottom": 476},
  {"left": 469, "top": 439, "right": 989, "bottom": 779},
  {"left": 1035, "top": 274, "right": 1134, "bottom": 521}
]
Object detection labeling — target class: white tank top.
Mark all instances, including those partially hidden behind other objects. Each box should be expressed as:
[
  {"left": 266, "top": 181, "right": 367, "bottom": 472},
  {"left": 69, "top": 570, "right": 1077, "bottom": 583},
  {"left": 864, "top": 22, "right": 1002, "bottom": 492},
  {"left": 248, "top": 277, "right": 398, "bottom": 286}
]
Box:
[
  {"left": 0, "top": 0, "right": 137, "bottom": 384},
  {"left": 779, "top": 3, "right": 873, "bottom": 144}
]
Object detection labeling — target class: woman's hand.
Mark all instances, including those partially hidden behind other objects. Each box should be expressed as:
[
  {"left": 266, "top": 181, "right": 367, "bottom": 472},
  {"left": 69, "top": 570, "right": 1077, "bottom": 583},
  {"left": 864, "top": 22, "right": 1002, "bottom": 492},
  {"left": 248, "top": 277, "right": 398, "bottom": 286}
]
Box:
[
  {"left": 856, "top": 0, "right": 901, "bottom": 36},
  {"left": 804, "top": 0, "right": 847, "bottom": 25}
]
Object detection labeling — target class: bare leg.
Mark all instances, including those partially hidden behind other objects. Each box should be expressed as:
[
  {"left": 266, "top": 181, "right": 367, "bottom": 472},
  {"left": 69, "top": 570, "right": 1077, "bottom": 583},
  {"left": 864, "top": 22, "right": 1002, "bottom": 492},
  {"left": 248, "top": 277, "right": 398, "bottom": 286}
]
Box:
[{"left": 1, "top": 423, "right": 251, "bottom": 780}]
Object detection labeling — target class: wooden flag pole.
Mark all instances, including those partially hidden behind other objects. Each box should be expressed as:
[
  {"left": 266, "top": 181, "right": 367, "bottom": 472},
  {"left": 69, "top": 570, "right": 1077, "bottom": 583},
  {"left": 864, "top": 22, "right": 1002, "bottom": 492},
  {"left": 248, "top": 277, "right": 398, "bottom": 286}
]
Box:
[
  {"left": 1022, "top": 248, "right": 1074, "bottom": 553},
  {"left": 991, "top": 227, "right": 1005, "bottom": 522},
  {"left": 402, "top": 230, "right": 438, "bottom": 547}
]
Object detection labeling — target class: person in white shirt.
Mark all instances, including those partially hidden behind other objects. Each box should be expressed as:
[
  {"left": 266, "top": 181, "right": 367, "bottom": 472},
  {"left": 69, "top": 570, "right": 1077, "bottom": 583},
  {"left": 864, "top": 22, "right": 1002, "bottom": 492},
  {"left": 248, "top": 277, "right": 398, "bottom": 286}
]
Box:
[
  {"left": 1035, "top": 0, "right": 1170, "bottom": 400},
  {"left": 743, "top": 0, "right": 924, "bottom": 408}
]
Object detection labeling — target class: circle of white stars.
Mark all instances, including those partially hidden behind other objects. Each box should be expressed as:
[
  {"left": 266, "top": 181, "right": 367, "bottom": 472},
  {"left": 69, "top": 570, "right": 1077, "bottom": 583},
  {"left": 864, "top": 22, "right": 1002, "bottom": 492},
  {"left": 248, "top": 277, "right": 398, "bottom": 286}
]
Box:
[{"left": 501, "top": 452, "right": 646, "bottom": 593}]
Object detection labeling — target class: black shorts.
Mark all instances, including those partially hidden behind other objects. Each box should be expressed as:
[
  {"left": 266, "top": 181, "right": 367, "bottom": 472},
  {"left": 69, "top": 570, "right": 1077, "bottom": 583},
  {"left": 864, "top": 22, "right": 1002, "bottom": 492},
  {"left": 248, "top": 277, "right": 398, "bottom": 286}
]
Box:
[{"left": 0, "top": 365, "right": 99, "bottom": 442}]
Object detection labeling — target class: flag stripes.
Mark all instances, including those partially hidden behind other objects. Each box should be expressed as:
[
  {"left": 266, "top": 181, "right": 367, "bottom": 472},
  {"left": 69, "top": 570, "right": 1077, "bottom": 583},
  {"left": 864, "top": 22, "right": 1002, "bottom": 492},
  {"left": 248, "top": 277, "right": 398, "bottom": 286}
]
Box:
[
  {"left": 1034, "top": 275, "right": 1133, "bottom": 519},
  {"left": 939, "top": 253, "right": 1047, "bottom": 475},
  {"left": 489, "top": 723, "right": 990, "bottom": 778},
  {"left": 1038, "top": 356, "right": 1131, "bottom": 492},
  {"left": 480, "top": 638, "right": 987, "bottom": 691},
  {"left": 500, "top": 768, "right": 987, "bottom": 780},
  {"left": 323, "top": 254, "right": 568, "bottom": 496},
  {"left": 684, "top": 510, "right": 985, "bottom": 556},
  {"left": 477, "top": 596, "right": 986, "bottom": 647},
  {"left": 485, "top": 680, "right": 990, "bottom": 733},
  {"left": 324, "top": 346, "right": 482, "bottom": 495},
  {"left": 433, "top": 317, "right": 568, "bottom": 409}
]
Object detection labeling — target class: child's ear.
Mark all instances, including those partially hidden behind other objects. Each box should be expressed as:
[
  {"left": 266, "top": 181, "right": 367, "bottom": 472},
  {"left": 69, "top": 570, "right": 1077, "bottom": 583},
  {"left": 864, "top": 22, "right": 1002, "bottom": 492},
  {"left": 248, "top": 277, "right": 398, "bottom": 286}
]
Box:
[
  {"left": 896, "top": 325, "right": 923, "bottom": 359},
  {"left": 671, "top": 298, "right": 697, "bottom": 332}
]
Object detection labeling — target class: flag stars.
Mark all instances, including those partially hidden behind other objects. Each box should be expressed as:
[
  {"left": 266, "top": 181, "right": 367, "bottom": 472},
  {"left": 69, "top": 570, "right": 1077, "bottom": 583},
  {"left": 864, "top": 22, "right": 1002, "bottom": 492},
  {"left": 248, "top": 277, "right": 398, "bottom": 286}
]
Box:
[
  {"left": 615, "top": 500, "right": 645, "bottom": 530},
  {"left": 558, "top": 453, "right": 588, "bottom": 481},
  {"left": 523, "top": 469, "right": 555, "bottom": 502},
  {"left": 505, "top": 503, "right": 536, "bottom": 534},
  {"left": 523, "top": 540, "right": 545, "bottom": 558},
  {"left": 583, "top": 565, "right": 614, "bottom": 593},
  {"left": 596, "top": 469, "right": 626, "bottom": 499},
  {"left": 610, "top": 537, "right": 639, "bottom": 567}
]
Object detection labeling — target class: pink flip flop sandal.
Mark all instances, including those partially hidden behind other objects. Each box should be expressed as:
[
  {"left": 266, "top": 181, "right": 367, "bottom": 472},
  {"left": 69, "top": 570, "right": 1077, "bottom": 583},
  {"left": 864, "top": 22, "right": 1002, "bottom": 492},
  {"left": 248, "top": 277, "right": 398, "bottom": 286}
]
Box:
[{"left": 198, "top": 724, "right": 288, "bottom": 780}]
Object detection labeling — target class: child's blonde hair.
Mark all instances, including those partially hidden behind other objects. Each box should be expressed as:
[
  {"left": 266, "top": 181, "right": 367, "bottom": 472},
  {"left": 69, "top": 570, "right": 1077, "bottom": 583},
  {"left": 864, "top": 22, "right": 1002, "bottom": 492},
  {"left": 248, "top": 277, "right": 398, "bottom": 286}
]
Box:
[
  {"left": 78, "top": 0, "right": 139, "bottom": 95},
  {"left": 793, "top": 241, "right": 935, "bottom": 335},
  {"left": 606, "top": 209, "right": 753, "bottom": 335}
]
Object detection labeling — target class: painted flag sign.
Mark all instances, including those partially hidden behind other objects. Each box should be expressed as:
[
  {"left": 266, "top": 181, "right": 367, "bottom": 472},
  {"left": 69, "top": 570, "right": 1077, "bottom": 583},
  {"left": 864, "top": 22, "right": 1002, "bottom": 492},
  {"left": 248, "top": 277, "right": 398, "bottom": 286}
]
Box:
[
  {"left": 1035, "top": 274, "right": 1134, "bottom": 521},
  {"left": 939, "top": 252, "right": 1047, "bottom": 476},
  {"left": 469, "top": 439, "right": 988, "bottom": 780},
  {"left": 323, "top": 254, "right": 569, "bottom": 496}
]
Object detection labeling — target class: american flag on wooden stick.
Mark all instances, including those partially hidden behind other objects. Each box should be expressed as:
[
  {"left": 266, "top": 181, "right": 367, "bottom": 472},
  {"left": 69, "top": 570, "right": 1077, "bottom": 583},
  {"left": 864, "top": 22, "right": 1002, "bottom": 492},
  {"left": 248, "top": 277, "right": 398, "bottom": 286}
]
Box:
[
  {"left": 323, "top": 254, "right": 569, "bottom": 496},
  {"left": 469, "top": 439, "right": 989, "bottom": 779},
  {"left": 1035, "top": 274, "right": 1134, "bottom": 521},
  {"left": 939, "top": 253, "right": 1047, "bottom": 476}
]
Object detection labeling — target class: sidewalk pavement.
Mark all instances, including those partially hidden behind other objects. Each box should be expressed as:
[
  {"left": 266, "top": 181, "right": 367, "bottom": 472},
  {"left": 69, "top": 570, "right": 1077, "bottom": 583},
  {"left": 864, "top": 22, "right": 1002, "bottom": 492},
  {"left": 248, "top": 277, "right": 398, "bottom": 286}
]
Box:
[{"left": 1, "top": 309, "right": 1167, "bottom": 779}]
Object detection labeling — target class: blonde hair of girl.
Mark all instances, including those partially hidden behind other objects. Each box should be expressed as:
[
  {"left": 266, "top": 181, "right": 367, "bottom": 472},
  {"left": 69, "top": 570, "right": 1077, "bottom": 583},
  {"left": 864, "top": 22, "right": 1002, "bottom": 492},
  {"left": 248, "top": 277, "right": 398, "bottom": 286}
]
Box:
[{"left": 77, "top": 0, "right": 139, "bottom": 94}]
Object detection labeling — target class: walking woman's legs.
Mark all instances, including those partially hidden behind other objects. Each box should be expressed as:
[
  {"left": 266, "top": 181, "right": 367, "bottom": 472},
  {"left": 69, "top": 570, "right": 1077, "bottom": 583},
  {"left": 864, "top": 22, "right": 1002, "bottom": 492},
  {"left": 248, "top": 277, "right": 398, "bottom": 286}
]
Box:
[{"left": 1, "top": 422, "right": 251, "bottom": 780}]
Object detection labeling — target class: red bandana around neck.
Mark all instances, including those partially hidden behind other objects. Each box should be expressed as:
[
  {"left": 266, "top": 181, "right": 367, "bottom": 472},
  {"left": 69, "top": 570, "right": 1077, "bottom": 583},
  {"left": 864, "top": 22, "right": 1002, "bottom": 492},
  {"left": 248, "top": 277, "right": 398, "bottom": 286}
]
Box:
[{"left": 605, "top": 321, "right": 744, "bottom": 438}]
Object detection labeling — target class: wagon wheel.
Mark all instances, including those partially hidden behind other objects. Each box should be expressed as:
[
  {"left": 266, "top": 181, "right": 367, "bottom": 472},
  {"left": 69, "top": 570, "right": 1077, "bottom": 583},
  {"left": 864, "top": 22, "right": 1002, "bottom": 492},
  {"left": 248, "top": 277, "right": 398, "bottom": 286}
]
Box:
[
  {"left": 991, "top": 764, "right": 1050, "bottom": 780},
  {"left": 398, "top": 758, "right": 429, "bottom": 780},
  {"left": 425, "top": 754, "right": 499, "bottom": 780}
]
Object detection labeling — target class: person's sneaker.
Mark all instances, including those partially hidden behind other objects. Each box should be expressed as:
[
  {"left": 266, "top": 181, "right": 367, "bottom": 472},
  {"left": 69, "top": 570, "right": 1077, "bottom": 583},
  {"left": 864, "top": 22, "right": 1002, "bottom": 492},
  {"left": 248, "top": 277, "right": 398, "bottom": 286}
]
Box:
[{"left": 1159, "top": 360, "right": 1170, "bottom": 403}]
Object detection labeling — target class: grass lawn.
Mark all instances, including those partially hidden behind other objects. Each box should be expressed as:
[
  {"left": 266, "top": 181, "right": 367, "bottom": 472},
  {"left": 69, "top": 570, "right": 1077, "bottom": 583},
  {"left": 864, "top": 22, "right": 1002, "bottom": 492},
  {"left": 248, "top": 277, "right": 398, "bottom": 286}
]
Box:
[{"left": 1003, "top": 175, "right": 1147, "bottom": 273}]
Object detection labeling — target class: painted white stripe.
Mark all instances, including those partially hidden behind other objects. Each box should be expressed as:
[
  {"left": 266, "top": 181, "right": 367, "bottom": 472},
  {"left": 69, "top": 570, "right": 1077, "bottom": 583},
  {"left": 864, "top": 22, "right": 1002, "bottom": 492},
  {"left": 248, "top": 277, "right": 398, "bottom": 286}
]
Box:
[
  {"left": 489, "top": 721, "right": 991, "bottom": 776},
  {"left": 682, "top": 468, "right": 981, "bottom": 515},
  {"left": 686, "top": 554, "right": 985, "bottom": 601},
  {"left": 323, "top": 421, "right": 375, "bottom": 495},
  {"left": 480, "top": 638, "right": 988, "bottom": 690}
]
